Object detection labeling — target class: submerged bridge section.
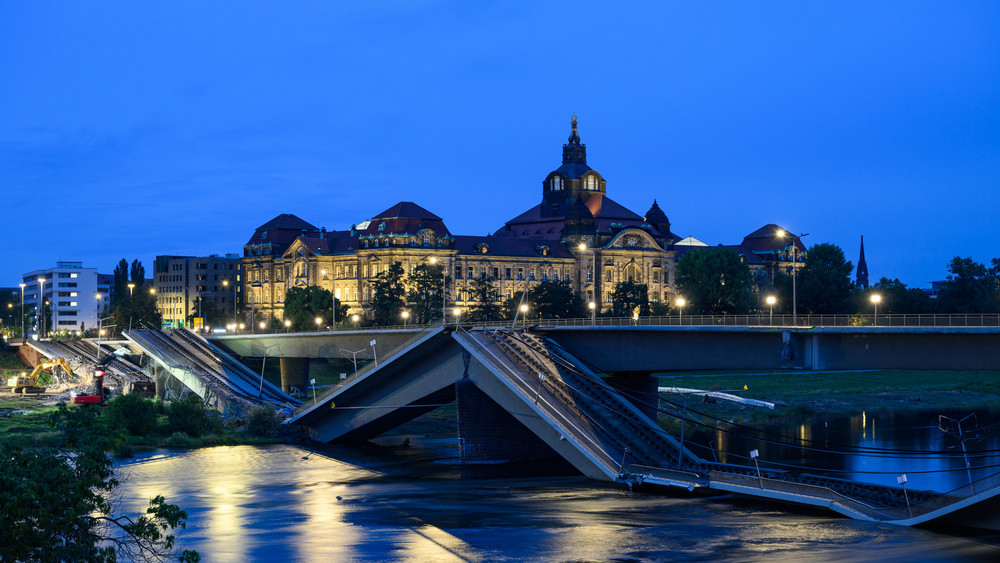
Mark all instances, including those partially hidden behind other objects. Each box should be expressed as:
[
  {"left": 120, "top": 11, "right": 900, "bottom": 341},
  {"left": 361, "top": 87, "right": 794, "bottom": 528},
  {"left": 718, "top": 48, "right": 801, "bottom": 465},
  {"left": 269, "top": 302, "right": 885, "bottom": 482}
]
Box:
[
  {"left": 126, "top": 328, "right": 301, "bottom": 414},
  {"left": 288, "top": 326, "right": 1000, "bottom": 529}
]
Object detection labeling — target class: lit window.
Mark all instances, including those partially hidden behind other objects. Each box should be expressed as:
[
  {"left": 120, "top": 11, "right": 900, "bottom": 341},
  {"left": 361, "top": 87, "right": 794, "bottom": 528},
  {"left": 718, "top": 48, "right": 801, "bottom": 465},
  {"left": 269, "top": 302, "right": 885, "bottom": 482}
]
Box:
[
  {"left": 585, "top": 175, "right": 597, "bottom": 190},
  {"left": 551, "top": 176, "right": 563, "bottom": 191}
]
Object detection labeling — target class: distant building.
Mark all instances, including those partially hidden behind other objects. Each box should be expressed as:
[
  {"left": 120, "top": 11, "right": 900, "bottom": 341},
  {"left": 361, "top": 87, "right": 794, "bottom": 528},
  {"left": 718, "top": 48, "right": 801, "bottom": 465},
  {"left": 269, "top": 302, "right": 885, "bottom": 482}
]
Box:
[
  {"left": 21, "top": 262, "right": 102, "bottom": 336},
  {"left": 730, "top": 224, "right": 807, "bottom": 282},
  {"left": 243, "top": 117, "right": 687, "bottom": 322},
  {"left": 153, "top": 254, "right": 241, "bottom": 328},
  {"left": 241, "top": 117, "right": 813, "bottom": 322},
  {"left": 856, "top": 236, "right": 869, "bottom": 289}
]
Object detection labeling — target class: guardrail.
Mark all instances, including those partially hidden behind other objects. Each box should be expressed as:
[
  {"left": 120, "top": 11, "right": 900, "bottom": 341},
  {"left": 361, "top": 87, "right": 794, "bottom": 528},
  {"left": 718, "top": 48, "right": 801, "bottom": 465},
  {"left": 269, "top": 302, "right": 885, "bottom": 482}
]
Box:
[{"left": 217, "top": 314, "right": 1000, "bottom": 334}]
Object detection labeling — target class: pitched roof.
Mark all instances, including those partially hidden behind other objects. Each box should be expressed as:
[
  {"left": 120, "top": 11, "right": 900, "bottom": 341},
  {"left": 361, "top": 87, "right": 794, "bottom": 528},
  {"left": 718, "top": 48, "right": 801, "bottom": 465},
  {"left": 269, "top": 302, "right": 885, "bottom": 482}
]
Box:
[
  {"left": 254, "top": 213, "right": 318, "bottom": 231},
  {"left": 496, "top": 194, "right": 672, "bottom": 240},
  {"left": 362, "top": 201, "right": 450, "bottom": 236},
  {"left": 370, "top": 202, "right": 442, "bottom": 222}
]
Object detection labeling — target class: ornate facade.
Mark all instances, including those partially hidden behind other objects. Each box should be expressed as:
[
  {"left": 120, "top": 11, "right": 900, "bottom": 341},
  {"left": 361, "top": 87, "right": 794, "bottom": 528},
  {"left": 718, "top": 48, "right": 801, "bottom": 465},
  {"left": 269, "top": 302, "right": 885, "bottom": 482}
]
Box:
[{"left": 241, "top": 117, "right": 762, "bottom": 323}]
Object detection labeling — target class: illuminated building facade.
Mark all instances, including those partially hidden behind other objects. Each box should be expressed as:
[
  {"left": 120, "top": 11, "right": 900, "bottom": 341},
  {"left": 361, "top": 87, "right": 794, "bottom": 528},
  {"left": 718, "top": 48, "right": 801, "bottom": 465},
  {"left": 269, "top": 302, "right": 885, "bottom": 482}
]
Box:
[{"left": 242, "top": 117, "right": 793, "bottom": 322}]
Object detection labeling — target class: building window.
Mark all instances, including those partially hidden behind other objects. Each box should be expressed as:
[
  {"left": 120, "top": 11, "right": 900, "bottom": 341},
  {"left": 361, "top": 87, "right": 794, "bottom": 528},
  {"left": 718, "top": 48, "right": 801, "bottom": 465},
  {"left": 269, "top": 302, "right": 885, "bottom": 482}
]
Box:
[
  {"left": 605, "top": 268, "right": 613, "bottom": 283},
  {"left": 467, "top": 266, "right": 474, "bottom": 279},
  {"left": 493, "top": 267, "right": 499, "bottom": 280},
  {"left": 653, "top": 270, "right": 660, "bottom": 284},
  {"left": 551, "top": 176, "right": 563, "bottom": 191},
  {"left": 505, "top": 268, "right": 511, "bottom": 280},
  {"left": 585, "top": 175, "right": 597, "bottom": 190},
  {"left": 517, "top": 268, "right": 524, "bottom": 281}
]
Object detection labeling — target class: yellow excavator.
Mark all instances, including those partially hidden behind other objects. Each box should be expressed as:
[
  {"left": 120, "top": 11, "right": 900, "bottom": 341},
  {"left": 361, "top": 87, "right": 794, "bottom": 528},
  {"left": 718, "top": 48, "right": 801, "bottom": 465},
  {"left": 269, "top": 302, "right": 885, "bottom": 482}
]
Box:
[{"left": 7, "top": 358, "right": 76, "bottom": 394}]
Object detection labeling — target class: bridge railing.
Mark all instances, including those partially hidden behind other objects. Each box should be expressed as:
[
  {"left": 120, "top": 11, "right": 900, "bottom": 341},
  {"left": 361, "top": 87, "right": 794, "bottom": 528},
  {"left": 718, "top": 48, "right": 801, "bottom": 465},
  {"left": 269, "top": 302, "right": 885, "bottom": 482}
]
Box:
[{"left": 231, "top": 314, "right": 1000, "bottom": 334}]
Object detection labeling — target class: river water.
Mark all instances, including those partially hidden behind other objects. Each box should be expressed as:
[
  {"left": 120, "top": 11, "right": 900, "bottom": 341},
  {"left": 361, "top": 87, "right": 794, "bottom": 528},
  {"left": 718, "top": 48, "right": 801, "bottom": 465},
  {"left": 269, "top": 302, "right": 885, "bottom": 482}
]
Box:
[{"left": 115, "top": 419, "right": 1000, "bottom": 562}]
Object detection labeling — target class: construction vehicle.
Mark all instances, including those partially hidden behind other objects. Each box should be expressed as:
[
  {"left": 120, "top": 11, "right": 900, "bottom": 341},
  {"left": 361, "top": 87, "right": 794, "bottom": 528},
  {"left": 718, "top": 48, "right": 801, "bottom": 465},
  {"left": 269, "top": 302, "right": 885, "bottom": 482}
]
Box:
[
  {"left": 70, "top": 368, "right": 106, "bottom": 405},
  {"left": 7, "top": 358, "right": 75, "bottom": 394}
]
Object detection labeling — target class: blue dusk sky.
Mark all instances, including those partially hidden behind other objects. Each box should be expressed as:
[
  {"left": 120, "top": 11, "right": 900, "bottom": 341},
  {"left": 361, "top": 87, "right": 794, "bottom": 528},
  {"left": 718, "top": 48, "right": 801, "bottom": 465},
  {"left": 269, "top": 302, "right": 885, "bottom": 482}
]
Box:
[{"left": 2, "top": 1, "right": 998, "bottom": 289}]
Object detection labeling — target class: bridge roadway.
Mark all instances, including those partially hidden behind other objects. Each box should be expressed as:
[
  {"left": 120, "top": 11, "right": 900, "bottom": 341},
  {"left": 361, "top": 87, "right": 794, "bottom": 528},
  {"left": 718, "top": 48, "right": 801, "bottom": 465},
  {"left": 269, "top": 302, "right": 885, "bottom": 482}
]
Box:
[
  {"left": 210, "top": 324, "right": 1000, "bottom": 371},
  {"left": 283, "top": 325, "right": 1000, "bottom": 530},
  {"left": 126, "top": 328, "right": 301, "bottom": 414}
]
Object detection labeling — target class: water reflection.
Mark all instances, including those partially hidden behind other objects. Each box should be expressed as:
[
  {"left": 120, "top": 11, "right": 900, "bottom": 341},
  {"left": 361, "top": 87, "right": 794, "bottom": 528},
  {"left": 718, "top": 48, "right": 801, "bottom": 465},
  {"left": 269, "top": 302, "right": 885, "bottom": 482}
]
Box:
[{"left": 114, "top": 441, "right": 1000, "bottom": 561}]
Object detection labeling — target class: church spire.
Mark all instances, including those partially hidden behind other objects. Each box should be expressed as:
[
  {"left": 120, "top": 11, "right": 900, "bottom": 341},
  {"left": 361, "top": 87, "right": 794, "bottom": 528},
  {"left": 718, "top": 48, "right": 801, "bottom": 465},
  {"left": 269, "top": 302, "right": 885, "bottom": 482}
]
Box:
[
  {"left": 856, "top": 235, "right": 869, "bottom": 289},
  {"left": 562, "top": 114, "right": 587, "bottom": 164}
]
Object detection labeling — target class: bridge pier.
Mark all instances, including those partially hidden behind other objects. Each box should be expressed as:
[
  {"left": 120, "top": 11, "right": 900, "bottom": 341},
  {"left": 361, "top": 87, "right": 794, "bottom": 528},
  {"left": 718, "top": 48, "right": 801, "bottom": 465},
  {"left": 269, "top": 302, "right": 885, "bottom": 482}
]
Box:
[
  {"left": 280, "top": 357, "right": 309, "bottom": 395},
  {"left": 605, "top": 372, "right": 659, "bottom": 420},
  {"left": 456, "top": 380, "right": 556, "bottom": 463}
]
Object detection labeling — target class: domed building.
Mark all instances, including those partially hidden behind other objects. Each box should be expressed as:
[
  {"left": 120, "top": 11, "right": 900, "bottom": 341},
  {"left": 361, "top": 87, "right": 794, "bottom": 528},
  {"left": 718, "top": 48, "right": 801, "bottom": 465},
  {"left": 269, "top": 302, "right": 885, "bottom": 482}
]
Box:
[{"left": 241, "top": 117, "right": 689, "bottom": 323}]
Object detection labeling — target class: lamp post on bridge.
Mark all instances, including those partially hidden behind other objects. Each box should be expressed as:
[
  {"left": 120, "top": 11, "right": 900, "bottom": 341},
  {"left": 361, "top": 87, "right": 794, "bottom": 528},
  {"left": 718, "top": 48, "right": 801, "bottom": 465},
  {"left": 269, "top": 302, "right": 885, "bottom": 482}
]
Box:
[
  {"left": 766, "top": 295, "right": 776, "bottom": 325},
  {"left": 870, "top": 294, "right": 882, "bottom": 326},
  {"left": 777, "top": 229, "right": 809, "bottom": 326}
]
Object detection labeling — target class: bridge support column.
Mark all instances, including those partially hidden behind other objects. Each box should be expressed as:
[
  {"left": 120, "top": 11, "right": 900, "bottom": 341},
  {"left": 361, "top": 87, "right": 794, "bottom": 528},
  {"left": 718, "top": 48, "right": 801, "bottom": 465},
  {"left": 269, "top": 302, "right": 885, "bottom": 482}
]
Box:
[
  {"left": 280, "top": 357, "right": 309, "bottom": 396},
  {"left": 605, "top": 372, "right": 659, "bottom": 420},
  {"left": 456, "top": 380, "right": 556, "bottom": 463}
]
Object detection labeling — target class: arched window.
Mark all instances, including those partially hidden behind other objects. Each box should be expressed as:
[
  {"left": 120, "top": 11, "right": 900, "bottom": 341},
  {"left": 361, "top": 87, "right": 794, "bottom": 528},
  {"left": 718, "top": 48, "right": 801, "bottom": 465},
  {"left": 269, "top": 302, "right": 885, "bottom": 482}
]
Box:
[
  {"left": 585, "top": 175, "right": 597, "bottom": 191},
  {"left": 625, "top": 263, "right": 642, "bottom": 283},
  {"left": 551, "top": 176, "right": 563, "bottom": 191}
]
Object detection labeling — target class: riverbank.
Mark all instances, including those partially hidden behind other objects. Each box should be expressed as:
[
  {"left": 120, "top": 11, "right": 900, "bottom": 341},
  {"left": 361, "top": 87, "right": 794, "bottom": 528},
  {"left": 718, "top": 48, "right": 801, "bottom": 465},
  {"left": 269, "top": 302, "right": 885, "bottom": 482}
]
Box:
[
  {"left": 0, "top": 392, "right": 287, "bottom": 451},
  {"left": 657, "top": 369, "right": 1000, "bottom": 425}
]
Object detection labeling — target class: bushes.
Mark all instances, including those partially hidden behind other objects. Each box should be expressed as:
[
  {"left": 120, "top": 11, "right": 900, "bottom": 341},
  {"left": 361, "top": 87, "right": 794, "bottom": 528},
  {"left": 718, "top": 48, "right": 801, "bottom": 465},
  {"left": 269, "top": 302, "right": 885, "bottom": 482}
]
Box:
[
  {"left": 104, "top": 393, "right": 161, "bottom": 436},
  {"left": 102, "top": 394, "right": 221, "bottom": 438},
  {"left": 165, "top": 395, "right": 222, "bottom": 437},
  {"left": 245, "top": 406, "right": 280, "bottom": 437}
]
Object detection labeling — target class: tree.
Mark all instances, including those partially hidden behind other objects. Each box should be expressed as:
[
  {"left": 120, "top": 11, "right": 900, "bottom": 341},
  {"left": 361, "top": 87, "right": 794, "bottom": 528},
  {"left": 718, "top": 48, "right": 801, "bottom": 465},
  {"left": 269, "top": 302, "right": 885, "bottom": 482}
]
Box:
[
  {"left": 0, "top": 405, "right": 198, "bottom": 562},
  {"left": 370, "top": 262, "right": 406, "bottom": 325},
  {"left": 284, "top": 286, "right": 346, "bottom": 330},
  {"left": 936, "top": 257, "right": 999, "bottom": 314},
  {"left": 129, "top": 259, "right": 146, "bottom": 290},
  {"left": 112, "top": 259, "right": 129, "bottom": 308},
  {"left": 109, "top": 259, "right": 160, "bottom": 333},
  {"left": 675, "top": 248, "right": 754, "bottom": 314},
  {"left": 797, "top": 243, "right": 854, "bottom": 314},
  {"left": 610, "top": 281, "right": 650, "bottom": 317},
  {"left": 861, "top": 277, "right": 934, "bottom": 315},
  {"left": 528, "top": 280, "right": 586, "bottom": 319},
  {"left": 406, "top": 263, "right": 448, "bottom": 324},
  {"left": 468, "top": 274, "right": 503, "bottom": 322},
  {"left": 187, "top": 297, "right": 226, "bottom": 328}
]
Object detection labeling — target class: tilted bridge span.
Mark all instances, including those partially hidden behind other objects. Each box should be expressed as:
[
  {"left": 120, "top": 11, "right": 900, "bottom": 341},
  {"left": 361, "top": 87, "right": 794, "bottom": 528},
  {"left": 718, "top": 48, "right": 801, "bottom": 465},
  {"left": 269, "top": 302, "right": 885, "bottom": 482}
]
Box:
[{"left": 275, "top": 325, "right": 1000, "bottom": 530}]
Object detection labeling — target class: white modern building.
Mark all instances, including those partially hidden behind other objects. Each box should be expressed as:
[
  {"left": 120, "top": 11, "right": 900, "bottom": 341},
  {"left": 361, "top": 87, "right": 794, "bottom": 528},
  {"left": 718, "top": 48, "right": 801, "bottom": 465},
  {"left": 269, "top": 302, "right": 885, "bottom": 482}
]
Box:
[{"left": 21, "top": 261, "right": 103, "bottom": 337}]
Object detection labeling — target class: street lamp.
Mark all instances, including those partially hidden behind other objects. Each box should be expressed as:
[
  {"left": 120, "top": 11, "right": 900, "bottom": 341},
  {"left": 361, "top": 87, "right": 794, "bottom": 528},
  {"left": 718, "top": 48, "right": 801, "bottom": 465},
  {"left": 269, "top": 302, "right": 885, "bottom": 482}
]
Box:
[
  {"left": 38, "top": 278, "right": 46, "bottom": 339},
  {"left": 428, "top": 256, "right": 447, "bottom": 324},
  {"left": 19, "top": 283, "right": 25, "bottom": 341},
  {"left": 578, "top": 242, "right": 597, "bottom": 312},
  {"left": 259, "top": 320, "right": 266, "bottom": 331},
  {"left": 321, "top": 270, "right": 336, "bottom": 330},
  {"left": 351, "top": 314, "right": 360, "bottom": 329},
  {"left": 519, "top": 303, "right": 529, "bottom": 328},
  {"left": 401, "top": 310, "right": 409, "bottom": 327},
  {"left": 127, "top": 282, "right": 135, "bottom": 299},
  {"left": 870, "top": 294, "right": 882, "bottom": 326},
  {"left": 766, "top": 295, "right": 776, "bottom": 325},
  {"left": 776, "top": 229, "right": 809, "bottom": 326},
  {"left": 284, "top": 319, "right": 291, "bottom": 332},
  {"left": 676, "top": 297, "right": 686, "bottom": 325},
  {"left": 453, "top": 307, "right": 462, "bottom": 325},
  {"left": 589, "top": 301, "right": 596, "bottom": 325},
  {"left": 315, "top": 316, "right": 323, "bottom": 331}
]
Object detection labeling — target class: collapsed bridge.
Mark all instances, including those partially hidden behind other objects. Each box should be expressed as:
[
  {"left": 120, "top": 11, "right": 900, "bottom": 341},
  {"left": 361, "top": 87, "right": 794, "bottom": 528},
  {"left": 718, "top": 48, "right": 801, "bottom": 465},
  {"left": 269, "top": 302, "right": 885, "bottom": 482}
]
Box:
[{"left": 287, "top": 325, "right": 1000, "bottom": 530}]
